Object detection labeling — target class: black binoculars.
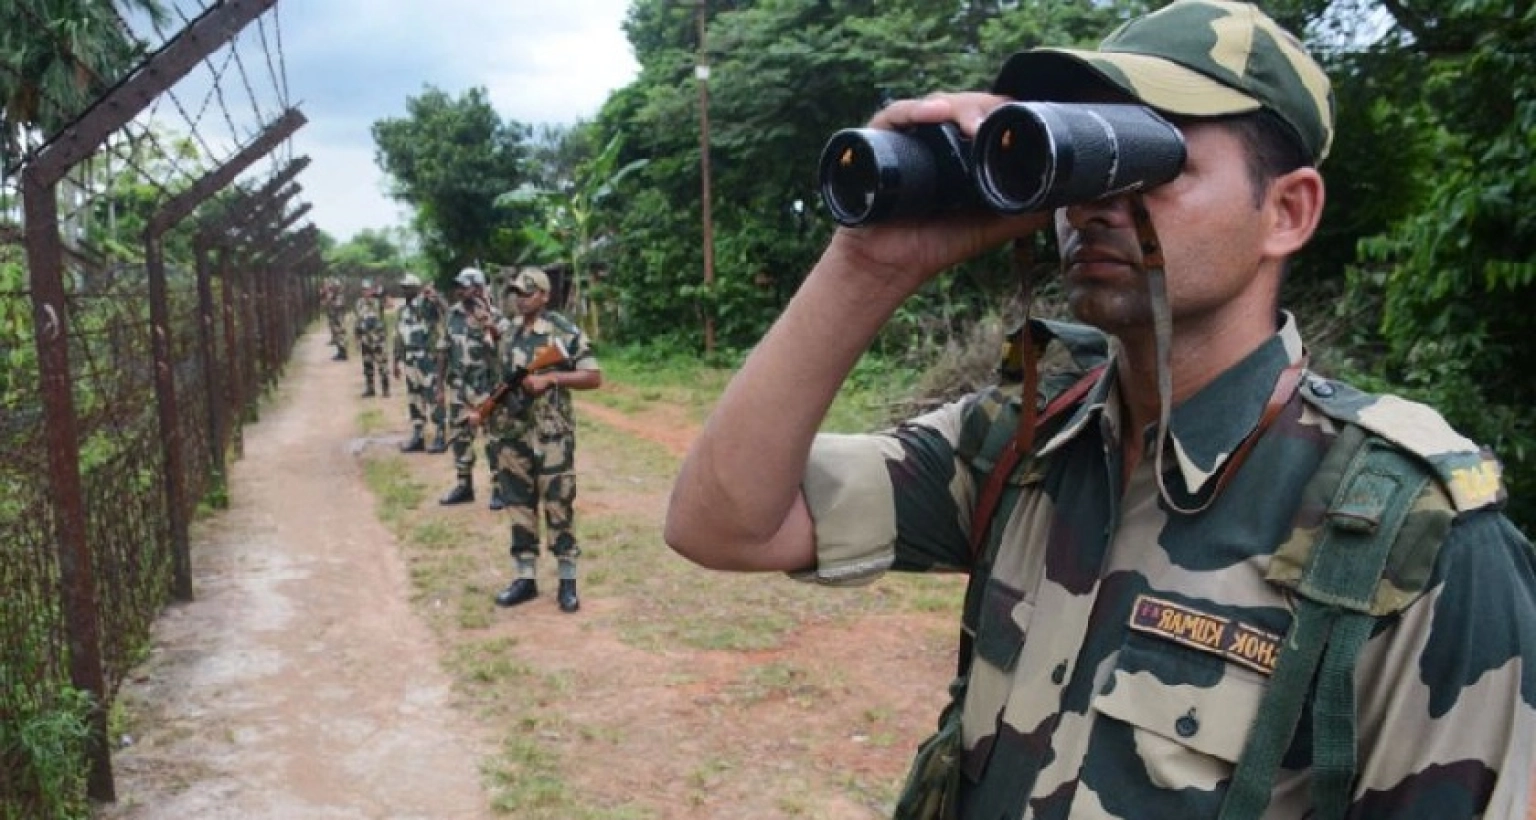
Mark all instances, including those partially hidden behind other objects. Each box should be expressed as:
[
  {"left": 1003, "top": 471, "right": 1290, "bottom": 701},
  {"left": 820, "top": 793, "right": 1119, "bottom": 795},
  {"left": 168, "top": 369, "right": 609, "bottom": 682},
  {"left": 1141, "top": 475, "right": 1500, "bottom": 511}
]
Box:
[{"left": 817, "top": 102, "right": 1187, "bottom": 226}]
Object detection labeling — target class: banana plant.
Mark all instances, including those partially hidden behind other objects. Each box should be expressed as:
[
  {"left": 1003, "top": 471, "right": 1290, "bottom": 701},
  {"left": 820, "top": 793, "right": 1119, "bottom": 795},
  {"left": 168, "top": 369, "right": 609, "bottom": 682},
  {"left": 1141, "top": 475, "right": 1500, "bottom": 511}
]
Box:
[{"left": 497, "top": 134, "right": 646, "bottom": 341}]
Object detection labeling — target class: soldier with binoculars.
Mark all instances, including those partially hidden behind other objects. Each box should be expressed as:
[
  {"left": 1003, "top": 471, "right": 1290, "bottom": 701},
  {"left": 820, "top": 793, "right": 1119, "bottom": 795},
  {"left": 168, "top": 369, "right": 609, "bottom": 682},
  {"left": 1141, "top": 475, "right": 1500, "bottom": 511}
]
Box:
[{"left": 666, "top": 2, "right": 1535, "bottom": 819}]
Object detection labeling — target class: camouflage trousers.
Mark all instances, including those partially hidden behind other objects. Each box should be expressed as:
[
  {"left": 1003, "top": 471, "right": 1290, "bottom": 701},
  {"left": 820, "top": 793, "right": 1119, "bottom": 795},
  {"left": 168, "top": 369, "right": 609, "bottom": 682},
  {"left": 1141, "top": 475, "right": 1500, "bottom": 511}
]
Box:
[
  {"left": 400, "top": 351, "right": 439, "bottom": 431},
  {"left": 493, "top": 427, "right": 578, "bottom": 559},
  {"left": 446, "top": 372, "right": 491, "bottom": 479},
  {"left": 357, "top": 326, "right": 388, "bottom": 388},
  {"left": 326, "top": 308, "right": 346, "bottom": 350}
]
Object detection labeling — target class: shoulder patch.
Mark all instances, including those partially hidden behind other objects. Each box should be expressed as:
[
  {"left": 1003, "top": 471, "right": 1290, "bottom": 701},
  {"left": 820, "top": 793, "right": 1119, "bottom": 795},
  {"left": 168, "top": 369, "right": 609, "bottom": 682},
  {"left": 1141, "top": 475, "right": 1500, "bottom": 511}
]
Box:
[{"left": 1299, "top": 376, "right": 1506, "bottom": 512}]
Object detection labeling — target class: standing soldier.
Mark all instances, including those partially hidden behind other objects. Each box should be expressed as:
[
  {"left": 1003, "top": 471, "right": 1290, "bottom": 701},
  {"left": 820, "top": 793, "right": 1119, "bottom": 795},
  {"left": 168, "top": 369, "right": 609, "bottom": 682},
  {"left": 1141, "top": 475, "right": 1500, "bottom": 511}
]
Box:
[
  {"left": 422, "top": 281, "right": 450, "bottom": 453},
  {"left": 475, "top": 267, "right": 601, "bottom": 613},
  {"left": 393, "top": 273, "right": 444, "bottom": 452},
  {"left": 436, "top": 267, "right": 502, "bottom": 504},
  {"left": 354, "top": 279, "right": 389, "bottom": 398},
  {"left": 324, "top": 276, "right": 348, "bottom": 360}
]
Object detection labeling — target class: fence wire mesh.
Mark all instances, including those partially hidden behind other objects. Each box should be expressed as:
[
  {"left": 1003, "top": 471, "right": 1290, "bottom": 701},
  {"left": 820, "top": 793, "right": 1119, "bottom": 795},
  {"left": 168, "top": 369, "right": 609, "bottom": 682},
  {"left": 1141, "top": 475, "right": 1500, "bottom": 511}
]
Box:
[{"left": 0, "top": 2, "right": 318, "bottom": 814}]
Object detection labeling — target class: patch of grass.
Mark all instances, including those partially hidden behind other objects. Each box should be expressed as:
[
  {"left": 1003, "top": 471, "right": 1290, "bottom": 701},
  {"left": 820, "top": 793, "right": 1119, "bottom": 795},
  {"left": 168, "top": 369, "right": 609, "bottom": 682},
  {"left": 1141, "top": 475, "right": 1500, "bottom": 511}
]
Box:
[
  {"left": 485, "top": 733, "right": 569, "bottom": 816},
  {"left": 730, "top": 661, "right": 815, "bottom": 706},
  {"left": 410, "top": 517, "right": 467, "bottom": 551},
  {"left": 594, "top": 347, "right": 913, "bottom": 435},
  {"left": 355, "top": 407, "right": 389, "bottom": 435},
  {"left": 359, "top": 356, "right": 961, "bottom": 820},
  {"left": 0, "top": 684, "right": 92, "bottom": 820},
  {"left": 361, "top": 456, "right": 425, "bottom": 526},
  {"left": 446, "top": 637, "right": 530, "bottom": 688}
]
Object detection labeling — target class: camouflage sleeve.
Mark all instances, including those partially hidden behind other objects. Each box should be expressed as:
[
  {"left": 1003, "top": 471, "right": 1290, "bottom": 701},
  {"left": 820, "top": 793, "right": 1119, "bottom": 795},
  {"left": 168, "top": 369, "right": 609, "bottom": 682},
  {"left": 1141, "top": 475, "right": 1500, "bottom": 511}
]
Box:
[
  {"left": 567, "top": 328, "right": 599, "bottom": 372},
  {"left": 796, "top": 399, "right": 976, "bottom": 586},
  {"left": 1351, "top": 509, "right": 1536, "bottom": 817}
]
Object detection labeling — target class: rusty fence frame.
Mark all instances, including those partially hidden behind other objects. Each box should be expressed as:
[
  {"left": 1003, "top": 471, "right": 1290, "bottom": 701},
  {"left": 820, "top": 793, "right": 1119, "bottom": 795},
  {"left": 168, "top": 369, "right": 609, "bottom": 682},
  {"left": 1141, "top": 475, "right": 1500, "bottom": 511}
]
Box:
[{"left": 4, "top": 0, "right": 322, "bottom": 809}]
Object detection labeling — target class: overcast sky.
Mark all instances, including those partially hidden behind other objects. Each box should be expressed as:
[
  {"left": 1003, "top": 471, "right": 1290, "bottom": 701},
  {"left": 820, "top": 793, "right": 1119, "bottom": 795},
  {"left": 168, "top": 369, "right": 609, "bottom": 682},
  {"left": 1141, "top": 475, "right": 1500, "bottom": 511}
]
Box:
[{"left": 270, "top": 0, "right": 640, "bottom": 241}]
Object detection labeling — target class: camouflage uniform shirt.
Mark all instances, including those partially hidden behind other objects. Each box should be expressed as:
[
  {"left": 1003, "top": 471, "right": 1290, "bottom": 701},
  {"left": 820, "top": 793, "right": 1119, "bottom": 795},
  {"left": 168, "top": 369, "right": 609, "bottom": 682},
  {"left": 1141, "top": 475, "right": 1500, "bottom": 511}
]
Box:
[
  {"left": 437, "top": 298, "right": 501, "bottom": 410},
  {"left": 393, "top": 294, "right": 440, "bottom": 361},
  {"left": 495, "top": 310, "right": 598, "bottom": 437},
  {"left": 797, "top": 313, "right": 1536, "bottom": 819}
]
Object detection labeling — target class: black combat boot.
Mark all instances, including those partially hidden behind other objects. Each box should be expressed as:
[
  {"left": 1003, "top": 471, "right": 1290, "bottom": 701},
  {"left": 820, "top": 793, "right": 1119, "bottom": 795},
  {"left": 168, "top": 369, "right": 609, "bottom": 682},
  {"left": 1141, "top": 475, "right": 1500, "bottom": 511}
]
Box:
[
  {"left": 488, "top": 487, "right": 506, "bottom": 511},
  {"left": 438, "top": 479, "right": 474, "bottom": 505},
  {"left": 361, "top": 381, "right": 376, "bottom": 398},
  {"left": 494, "top": 578, "right": 538, "bottom": 608},
  {"left": 400, "top": 429, "right": 425, "bottom": 453},
  {"left": 381, "top": 379, "right": 390, "bottom": 398},
  {"left": 426, "top": 430, "right": 448, "bottom": 453},
  {"left": 332, "top": 348, "right": 346, "bottom": 361},
  {"left": 557, "top": 579, "right": 580, "bottom": 613}
]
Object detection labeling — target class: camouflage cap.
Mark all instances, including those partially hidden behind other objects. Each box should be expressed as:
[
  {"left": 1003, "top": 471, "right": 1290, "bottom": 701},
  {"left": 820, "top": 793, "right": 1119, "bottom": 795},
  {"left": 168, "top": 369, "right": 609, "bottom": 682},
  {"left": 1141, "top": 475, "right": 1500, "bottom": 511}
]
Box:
[
  {"left": 509, "top": 267, "right": 550, "bottom": 295},
  {"left": 993, "top": 0, "right": 1335, "bottom": 164}
]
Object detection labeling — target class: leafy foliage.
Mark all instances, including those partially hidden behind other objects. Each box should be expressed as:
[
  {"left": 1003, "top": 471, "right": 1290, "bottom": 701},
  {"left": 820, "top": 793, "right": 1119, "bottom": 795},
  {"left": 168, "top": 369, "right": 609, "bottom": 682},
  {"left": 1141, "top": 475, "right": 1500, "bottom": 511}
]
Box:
[
  {"left": 0, "top": 0, "right": 166, "bottom": 170},
  {"left": 1345, "top": 0, "right": 1536, "bottom": 525},
  {"left": 359, "top": 0, "right": 1535, "bottom": 533},
  {"left": 370, "top": 86, "right": 533, "bottom": 279}
]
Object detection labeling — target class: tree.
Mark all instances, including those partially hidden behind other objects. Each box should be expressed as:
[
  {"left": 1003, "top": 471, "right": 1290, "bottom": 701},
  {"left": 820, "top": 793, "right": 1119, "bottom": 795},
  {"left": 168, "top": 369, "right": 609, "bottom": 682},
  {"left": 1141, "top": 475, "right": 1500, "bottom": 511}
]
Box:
[
  {"left": 1345, "top": 0, "right": 1536, "bottom": 527},
  {"left": 325, "top": 227, "right": 408, "bottom": 276},
  {"left": 499, "top": 130, "right": 647, "bottom": 340},
  {"left": 0, "top": 0, "right": 167, "bottom": 169},
  {"left": 370, "top": 85, "right": 531, "bottom": 278}
]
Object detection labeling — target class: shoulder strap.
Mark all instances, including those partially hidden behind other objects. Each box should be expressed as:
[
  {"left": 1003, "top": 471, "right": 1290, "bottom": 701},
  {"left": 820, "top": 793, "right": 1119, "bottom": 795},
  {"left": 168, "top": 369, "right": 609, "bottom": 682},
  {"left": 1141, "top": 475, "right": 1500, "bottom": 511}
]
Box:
[
  {"left": 955, "top": 365, "right": 1105, "bottom": 680},
  {"left": 1220, "top": 424, "right": 1454, "bottom": 820},
  {"left": 969, "top": 365, "right": 1104, "bottom": 562}
]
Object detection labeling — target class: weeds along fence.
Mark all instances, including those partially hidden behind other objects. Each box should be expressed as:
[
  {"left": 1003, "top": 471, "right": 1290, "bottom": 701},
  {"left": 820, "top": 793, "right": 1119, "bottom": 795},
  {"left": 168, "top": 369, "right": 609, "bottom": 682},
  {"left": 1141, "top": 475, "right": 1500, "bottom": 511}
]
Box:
[{"left": 0, "top": 2, "right": 318, "bottom": 816}]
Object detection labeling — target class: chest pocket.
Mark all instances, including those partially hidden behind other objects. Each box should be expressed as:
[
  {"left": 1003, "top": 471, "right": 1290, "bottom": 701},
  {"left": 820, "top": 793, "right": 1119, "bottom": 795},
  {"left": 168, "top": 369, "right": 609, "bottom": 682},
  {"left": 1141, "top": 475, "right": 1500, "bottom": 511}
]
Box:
[
  {"left": 1090, "top": 633, "right": 1269, "bottom": 786},
  {"left": 973, "top": 577, "right": 1030, "bottom": 673}
]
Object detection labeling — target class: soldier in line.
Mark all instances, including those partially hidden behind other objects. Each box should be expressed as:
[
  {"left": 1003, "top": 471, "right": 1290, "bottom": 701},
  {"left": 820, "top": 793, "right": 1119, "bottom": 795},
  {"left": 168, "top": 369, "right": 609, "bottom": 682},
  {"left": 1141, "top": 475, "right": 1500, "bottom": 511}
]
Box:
[
  {"left": 323, "top": 276, "right": 348, "bottom": 361},
  {"left": 422, "top": 281, "right": 450, "bottom": 454},
  {"left": 436, "top": 267, "right": 502, "bottom": 505},
  {"left": 393, "top": 273, "right": 445, "bottom": 452},
  {"left": 353, "top": 279, "right": 389, "bottom": 398},
  {"left": 472, "top": 267, "right": 601, "bottom": 613}
]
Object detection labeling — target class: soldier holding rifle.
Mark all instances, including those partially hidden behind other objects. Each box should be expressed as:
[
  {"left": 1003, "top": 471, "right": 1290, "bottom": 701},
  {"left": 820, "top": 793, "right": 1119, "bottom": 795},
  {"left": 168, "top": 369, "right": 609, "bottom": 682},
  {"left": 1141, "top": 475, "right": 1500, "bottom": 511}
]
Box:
[{"left": 470, "top": 267, "right": 600, "bottom": 613}]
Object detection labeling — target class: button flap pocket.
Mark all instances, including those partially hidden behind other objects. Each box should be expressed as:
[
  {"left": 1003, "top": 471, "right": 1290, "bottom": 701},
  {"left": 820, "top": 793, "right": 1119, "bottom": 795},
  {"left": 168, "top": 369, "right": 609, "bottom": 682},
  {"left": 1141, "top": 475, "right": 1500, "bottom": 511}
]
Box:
[
  {"left": 1093, "top": 640, "right": 1267, "bottom": 764},
  {"left": 973, "top": 578, "right": 1032, "bottom": 672}
]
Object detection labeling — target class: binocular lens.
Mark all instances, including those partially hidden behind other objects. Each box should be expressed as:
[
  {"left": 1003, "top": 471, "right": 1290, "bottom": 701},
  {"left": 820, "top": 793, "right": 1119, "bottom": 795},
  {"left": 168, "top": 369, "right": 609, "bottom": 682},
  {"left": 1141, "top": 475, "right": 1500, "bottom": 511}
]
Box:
[
  {"left": 973, "top": 115, "right": 1061, "bottom": 215},
  {"left": 974, "top": 102, "right": 1186, "bottom": 214},
  {"left": 818, "top": 125, "right": 970, "bottom": 227},
  {"left": 819, "top": 133, "right": 885, "bottom": 226}
]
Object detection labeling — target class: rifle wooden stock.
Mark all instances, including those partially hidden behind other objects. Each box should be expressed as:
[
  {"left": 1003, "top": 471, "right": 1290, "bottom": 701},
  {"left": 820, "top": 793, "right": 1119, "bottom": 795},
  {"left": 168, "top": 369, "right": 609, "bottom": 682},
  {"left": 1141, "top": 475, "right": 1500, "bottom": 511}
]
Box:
[{"left": 472, "top": 342, "right": 569, "bottom": 419}]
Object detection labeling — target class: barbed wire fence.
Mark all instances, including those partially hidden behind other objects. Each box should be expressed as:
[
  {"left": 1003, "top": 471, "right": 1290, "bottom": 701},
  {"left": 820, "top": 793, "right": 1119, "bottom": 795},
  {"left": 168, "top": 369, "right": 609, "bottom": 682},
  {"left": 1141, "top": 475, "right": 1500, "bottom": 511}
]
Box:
[{"left": 0, "top": 1, "right": 320, "bottom": 814}]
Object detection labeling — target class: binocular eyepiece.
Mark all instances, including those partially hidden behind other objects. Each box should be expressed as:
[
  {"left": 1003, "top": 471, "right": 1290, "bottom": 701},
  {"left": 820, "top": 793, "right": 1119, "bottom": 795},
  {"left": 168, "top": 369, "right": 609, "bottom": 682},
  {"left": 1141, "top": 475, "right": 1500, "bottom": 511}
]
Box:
[{"left": 817, "top": 102, "right": 1187, "bottom": 227}]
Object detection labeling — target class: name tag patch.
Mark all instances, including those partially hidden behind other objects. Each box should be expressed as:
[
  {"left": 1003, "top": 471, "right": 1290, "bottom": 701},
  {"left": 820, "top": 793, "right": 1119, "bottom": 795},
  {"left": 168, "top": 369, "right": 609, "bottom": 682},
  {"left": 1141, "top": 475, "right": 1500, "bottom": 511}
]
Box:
[{"left": 1129, "top": 594, "right": 1282, "bottom": 676}]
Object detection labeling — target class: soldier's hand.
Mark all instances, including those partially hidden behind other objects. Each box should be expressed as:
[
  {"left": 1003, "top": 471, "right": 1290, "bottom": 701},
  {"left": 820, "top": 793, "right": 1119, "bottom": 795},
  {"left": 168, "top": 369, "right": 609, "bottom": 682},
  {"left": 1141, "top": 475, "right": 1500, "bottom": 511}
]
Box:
[
  {"left": 522, "top": 373, "right": 554, "bottom": 396},
  {"left": 466, "top": 410, "right": 482, "bottom": 428}
]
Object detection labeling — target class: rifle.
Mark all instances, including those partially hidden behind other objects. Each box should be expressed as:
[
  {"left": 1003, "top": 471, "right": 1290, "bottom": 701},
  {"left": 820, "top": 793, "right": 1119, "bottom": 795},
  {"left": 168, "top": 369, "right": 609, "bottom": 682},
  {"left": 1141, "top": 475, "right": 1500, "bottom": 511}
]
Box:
[{"left": 472, "top": 340, "right": 570, "bottom": 420}]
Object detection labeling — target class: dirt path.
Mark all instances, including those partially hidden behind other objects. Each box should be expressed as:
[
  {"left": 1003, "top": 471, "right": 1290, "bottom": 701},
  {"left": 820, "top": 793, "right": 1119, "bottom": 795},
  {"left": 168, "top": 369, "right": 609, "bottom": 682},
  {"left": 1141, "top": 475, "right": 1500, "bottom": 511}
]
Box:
[
  {"left": 99, "top": 334, "right": 494, "bottom": 819},
  {"left": 98, "top": 329, "right": 960, "bottom": 820}
]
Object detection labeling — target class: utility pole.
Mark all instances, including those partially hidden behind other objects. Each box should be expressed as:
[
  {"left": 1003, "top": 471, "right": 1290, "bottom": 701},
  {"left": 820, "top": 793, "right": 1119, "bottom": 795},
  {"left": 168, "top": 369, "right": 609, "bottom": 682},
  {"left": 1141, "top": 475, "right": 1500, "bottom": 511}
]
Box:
[{"left": 695, "top": 0, "right": 715, "bottom": 355}]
